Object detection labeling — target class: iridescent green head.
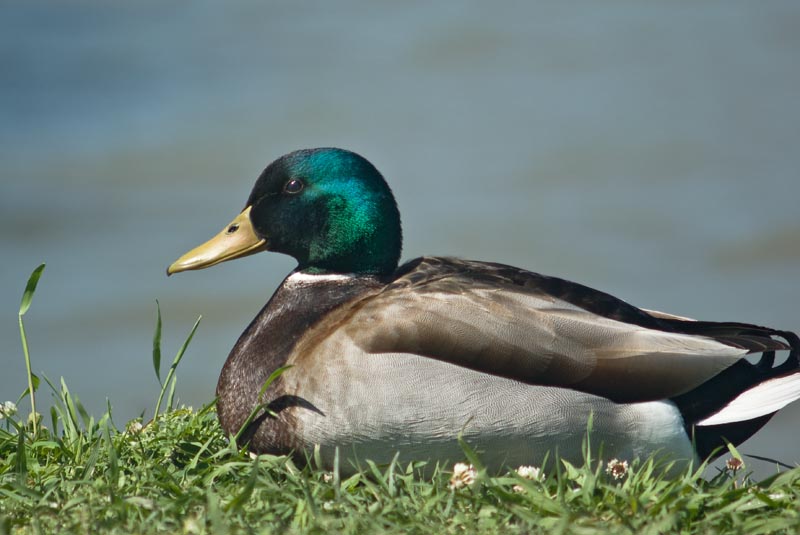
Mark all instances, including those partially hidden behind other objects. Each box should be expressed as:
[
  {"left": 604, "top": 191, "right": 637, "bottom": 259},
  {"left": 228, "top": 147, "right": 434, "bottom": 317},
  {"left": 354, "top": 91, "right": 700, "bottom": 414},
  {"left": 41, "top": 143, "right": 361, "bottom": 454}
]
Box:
[{"left": 168, "top": 148, "right": 403, "bottom": 276}]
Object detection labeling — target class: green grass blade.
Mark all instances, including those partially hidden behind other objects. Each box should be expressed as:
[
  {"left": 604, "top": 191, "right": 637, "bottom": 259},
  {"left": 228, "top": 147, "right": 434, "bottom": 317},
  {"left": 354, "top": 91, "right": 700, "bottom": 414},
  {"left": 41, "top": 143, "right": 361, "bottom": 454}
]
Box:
[
  {"left": 15, "top": 426, "right": 27, "bottom": 484},
  {"left": 18, "top": 264, "right": 45, "bottom": 434},
  {"left": 154, "top": 315, "right": 201, "bottom": 417},
  {"left": 457, "top": 433, "right": 486, "bottom": 474},
  {"left": 167, "top": 375, "right": 179, "bottom": 412},
  {"left": 18, "top": 374, "right": 39, "bottom": 401},
  {"left": 258, "top": 365, "right": 292, "bottom": 403},
  {"left": 224, "top": 458, "right": 259, "bottom": 512},
  {"left": 18, "top": 264, "right": 45, "bottom": 317},
  {"left": 152, "top": 300, "right": 163, "bottom": 386},
  {"left": 104, "top": 422, "right": 119, "bottom": 497},
  {"left": 60, "top": 377, "right": 81, "bottom": 442},
  {"left": 18, "top": 315, "right": 36, "bottom": 430}
]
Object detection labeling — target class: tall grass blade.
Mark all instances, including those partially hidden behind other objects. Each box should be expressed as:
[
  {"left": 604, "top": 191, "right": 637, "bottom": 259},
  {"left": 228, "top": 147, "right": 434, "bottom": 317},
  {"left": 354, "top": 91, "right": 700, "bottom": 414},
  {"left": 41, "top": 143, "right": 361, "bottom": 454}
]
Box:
[
  {"left": 18, "top": 264, "right": 45, "bottom": 433},
  {"left": 18, "top": 375, "right": 39, "bottom": 401},
  {"left": 15, "top": 427, "right": 27, "bottom": 483},
  {"left": 18, "top": 264, "right": 45, "bottom": 317},
  {"left": 154, "top": 315, "right": 201, "bottom": 417},
  {"left": 457, "top": 433, "right": 486, "bottom": 474},
  {"left": 104, "top": 422, "right": 119, "bottom": 498},
  {"left": 152, "top": 300, "right": 163, "bottom": 385}
]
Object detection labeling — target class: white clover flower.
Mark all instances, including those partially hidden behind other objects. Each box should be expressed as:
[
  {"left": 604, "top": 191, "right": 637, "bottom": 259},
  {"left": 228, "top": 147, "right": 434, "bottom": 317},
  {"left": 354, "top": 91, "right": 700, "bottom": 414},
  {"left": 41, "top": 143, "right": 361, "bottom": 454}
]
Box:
[
  {"left": 449, "top": 462, "right": 476, "bottom": 490},
  {"left": 125, "top": 420, "right": 143, "bottom": 434},
  {"left": 513, "top": 465, "right": 543, "bottom": 493},
  {"left": 606, "top": 458, "right": 629, "bottom": 480},
  {"left": 0, "top": 401, "right": 18, "bottom": 419},
  {"left": 516, "top": 465, "right": 542, "bottom": 481}
]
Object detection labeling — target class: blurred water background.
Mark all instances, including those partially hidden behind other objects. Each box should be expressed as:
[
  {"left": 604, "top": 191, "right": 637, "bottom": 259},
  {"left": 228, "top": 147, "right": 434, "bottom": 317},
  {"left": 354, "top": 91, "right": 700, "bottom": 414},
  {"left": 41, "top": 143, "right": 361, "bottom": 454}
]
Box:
[{"left": 2, "top": 2, "right": 799, "bottom": 477}]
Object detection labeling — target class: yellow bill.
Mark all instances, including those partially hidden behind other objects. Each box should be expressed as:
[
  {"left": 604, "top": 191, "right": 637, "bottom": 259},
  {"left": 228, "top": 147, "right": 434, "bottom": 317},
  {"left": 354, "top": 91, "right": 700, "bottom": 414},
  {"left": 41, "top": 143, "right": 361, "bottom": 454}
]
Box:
[{"left": 167, "top": 206, "right": 267, "bottom": 275}]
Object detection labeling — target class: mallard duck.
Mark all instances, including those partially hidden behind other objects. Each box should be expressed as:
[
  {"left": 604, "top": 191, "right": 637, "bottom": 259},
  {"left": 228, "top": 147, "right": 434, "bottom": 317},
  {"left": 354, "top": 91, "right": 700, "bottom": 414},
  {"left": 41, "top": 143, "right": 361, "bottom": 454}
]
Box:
[{"left": 168, "top": 147, "right": 800, "bottom": 472}]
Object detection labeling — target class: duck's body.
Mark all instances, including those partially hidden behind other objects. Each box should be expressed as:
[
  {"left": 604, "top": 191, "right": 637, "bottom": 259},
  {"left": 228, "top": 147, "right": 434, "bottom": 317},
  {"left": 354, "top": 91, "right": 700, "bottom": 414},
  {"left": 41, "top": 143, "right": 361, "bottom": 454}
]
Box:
[
  {"left": 218, "top": 262, "right": 694, "bottom": 470},
  {"left": 169, "top": 148, "right": 800, "bottom": 473}
]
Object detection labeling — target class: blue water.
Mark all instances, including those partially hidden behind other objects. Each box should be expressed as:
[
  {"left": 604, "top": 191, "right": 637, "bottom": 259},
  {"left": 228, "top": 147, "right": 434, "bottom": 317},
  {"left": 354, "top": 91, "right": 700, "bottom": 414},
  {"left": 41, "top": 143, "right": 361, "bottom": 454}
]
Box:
[{"left": 2, "top": 2, "right": 799, "bottom": 477}]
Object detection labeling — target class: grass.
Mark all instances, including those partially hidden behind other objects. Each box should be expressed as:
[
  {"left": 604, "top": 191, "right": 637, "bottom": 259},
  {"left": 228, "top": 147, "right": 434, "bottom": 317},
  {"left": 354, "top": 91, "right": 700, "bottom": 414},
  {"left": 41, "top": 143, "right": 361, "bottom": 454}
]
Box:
[{"left": 2, "top": 266, "right": 800, "bottom": 534}]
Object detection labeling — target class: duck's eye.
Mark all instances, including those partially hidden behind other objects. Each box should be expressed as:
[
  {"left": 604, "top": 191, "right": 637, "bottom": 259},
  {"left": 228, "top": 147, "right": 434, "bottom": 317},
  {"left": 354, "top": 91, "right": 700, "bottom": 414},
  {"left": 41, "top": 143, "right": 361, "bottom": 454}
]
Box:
[
  {"left": 227, "top": 224, "right": 239, "bottom": 234},
  {"left": 284, "top": 179, "right": 304, "bottom": 194}
]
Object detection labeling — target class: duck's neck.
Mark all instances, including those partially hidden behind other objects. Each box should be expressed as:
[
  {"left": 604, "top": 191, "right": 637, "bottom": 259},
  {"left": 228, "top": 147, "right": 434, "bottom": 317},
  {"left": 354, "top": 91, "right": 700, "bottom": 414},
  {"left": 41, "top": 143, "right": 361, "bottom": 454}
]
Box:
[{"left": 215, "top": 270, "right": 384, "bottom": 453}]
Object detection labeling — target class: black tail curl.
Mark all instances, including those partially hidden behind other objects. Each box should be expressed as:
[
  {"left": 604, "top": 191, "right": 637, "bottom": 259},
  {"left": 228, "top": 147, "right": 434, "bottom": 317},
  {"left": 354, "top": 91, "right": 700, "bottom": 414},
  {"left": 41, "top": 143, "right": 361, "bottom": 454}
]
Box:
[{"left": 669, "top": 327, "right": 800, "bottom": 460}]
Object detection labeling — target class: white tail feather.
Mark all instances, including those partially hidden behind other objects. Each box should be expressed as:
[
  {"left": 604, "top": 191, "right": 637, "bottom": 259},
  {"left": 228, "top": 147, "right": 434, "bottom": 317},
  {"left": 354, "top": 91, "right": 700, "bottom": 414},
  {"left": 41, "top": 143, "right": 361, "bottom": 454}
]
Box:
[{"left": 697, "top": 373, "right": 800, "bottom": 426}]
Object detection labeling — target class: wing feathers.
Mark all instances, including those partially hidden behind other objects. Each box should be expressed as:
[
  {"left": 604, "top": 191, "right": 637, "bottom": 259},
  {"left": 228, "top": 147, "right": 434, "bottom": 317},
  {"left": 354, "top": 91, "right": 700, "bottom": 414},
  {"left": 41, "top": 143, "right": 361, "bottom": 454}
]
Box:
[
  {"left": 297, "top": 257, "right": 795, "bottom": 403},
  {"left": 697, "top": 373, "right": 800, "bottom": 426},
  {"left": 341, "top": 285, "right": 747, "bottom": 401}
]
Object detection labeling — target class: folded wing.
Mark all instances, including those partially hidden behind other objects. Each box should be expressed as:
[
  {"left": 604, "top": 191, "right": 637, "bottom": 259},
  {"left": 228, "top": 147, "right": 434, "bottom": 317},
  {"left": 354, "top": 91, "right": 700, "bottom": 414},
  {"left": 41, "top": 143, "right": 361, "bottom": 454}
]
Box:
[{"left": 303, "top": 257, "right": 793, "bottom": 402}]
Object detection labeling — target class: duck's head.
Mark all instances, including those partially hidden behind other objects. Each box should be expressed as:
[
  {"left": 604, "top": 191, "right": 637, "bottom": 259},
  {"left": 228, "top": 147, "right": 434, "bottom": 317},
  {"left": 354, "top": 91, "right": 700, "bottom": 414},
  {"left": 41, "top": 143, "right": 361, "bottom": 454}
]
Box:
[{"left": 168, "top": 148, "right": 402, "bottom": 276}]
